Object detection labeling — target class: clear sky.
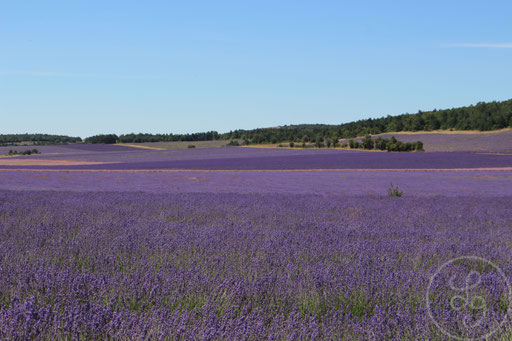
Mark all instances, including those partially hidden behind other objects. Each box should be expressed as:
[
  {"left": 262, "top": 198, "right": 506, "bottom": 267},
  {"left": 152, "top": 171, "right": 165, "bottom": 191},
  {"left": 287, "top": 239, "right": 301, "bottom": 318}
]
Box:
[{"left": 1, "top": 0, "right": 511, "bottom": 138}]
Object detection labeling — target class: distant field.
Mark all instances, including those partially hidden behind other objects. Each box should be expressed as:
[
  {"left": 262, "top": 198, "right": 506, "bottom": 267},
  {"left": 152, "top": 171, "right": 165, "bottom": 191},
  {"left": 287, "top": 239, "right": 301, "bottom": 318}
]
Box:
[
  {"left": 341, "top": 129, "right": 512, "bottom": 153},
  {"left": 119, "top": 140, "right": 232, "bottom": 149},
  {"left": 2, "top": 141, "right": 512, "bottom": 339},
  {"left": 0, "top": 144, "right": 139, "bottom": 155},
  {"left": 1, "top": 146, "right": 512, "bottom": 170}
]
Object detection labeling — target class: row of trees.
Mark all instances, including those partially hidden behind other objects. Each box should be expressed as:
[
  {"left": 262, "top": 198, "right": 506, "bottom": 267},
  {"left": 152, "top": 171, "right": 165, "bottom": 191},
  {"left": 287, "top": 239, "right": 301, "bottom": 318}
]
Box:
[
  {"left": 4, "top": 99, "right": 510, "bottom": 146},
  {"left": 85, "top": 132, "right": 221, "bottom": 144},
  {"left": 7, "top": 149, "right": 40, "bottom": 155},
  {"left": 117, "top": 132, "right": 221, "bottom": 143},
  {"left": 282, "top": 135, "right": 423, "bottom": 152},
  {"left": 223, "top": 99, "right": 512, "bottom": 144},
  {"left": 0, "top": 134, "right": 81, "bottom": 146},
  {"left": 84, "top": 134, "right": 118, "bottom": 144},
  {"left": 349, "top": 136, "right": 424, "bottom": 152}
]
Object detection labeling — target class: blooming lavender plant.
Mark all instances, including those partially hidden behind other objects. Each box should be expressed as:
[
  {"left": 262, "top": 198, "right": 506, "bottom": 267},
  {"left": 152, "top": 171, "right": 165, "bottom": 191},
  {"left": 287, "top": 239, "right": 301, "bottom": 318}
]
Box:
[{"left": 0, "top": 190, "right": 511, "bottom": 339}]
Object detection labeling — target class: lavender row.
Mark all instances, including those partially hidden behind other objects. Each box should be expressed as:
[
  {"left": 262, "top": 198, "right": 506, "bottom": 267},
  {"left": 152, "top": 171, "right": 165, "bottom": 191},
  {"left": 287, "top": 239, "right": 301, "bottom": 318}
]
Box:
[
  {"left": 0, "top": 191, "right": 511, "bottom": 339},
  {"left": 2, "top": 148, "right": 512, "bottom": 170},
  {"left": 1, "top": 170, "right": 512, "bottom": 196}
]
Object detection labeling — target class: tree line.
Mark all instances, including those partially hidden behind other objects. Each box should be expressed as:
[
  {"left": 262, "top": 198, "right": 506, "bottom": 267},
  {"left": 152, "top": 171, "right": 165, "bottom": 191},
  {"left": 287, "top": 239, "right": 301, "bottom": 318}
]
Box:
[
  {"left": 0, "top": 134, "right": 81, "bottom": 146},
  {"left": 223, "top": 99, "right": 512, "bottom": 144},
  {"left": 4, "top": 99, "right": 511, "bottom": 145},
  {"left": 84, "top": 132, "right": 221, "bottom": 144},
  {"left": 279, "top": 135, "right": 423, "bottom": 152},
  {"left": 348, "top": 136, "right": 424, "bottom": 152},
  {"left": 84, "top": 99, "right": 512, "bottom": 145}
]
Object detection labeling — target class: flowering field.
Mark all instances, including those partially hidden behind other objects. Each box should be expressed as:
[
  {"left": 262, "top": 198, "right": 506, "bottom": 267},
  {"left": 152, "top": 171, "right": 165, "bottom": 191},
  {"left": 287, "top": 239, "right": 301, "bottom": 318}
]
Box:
[
  {"left": 1, "top": 146, "right": 512, "bottom": 339},
  {"left": 343, "top": 129, "right": 512, "bottom": 153},
  {"left": 1, "top": 146, "right": 512, "bottom": 170}
]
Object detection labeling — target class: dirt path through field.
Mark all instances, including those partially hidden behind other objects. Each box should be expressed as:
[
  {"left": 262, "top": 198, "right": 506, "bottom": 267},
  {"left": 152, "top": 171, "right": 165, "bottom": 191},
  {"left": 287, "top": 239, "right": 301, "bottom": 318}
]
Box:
[{"left": 1, "top": 167, "right": 512, "bottom": 172}]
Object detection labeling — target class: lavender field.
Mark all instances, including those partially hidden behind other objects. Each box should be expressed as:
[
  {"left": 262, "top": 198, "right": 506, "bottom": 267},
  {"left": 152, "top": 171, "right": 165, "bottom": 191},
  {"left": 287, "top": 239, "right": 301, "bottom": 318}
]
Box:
[
  {"left": 1, "top": 146, "right": 512, "bottom": 340},
  {"left": 343, "top": 129, "right": 512, "bottom": 153},
  {"left": 2, "top": 146, "right": 512, "bottom": 170}
]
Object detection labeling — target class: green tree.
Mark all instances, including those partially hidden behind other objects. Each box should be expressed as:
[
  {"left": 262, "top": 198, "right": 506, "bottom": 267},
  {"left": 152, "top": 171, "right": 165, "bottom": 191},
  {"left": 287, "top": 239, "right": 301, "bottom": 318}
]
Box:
[
  {"left": 331, "top": 136, "right": 339, "bottom": 147},
  {"left": 375, "top": 137, "right": 387, "bottom": 150},
  {"left": 362, "top": 135, "right": 374, "bottom": 149}
]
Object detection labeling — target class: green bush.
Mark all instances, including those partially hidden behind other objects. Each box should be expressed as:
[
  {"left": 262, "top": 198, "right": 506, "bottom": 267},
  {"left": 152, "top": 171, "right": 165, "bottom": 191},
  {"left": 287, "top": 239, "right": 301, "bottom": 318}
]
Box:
[{"left": 387, "top": 183, "right": 403, "bottom": 197}]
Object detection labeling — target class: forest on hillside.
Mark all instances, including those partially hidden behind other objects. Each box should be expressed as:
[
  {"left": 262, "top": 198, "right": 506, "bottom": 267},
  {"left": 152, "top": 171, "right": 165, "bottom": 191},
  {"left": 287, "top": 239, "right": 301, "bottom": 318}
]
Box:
[
  {"left": 4, "top": 99, "right": 511, "bottom": 145},
  {"left": 224, "top": 99, "right": 512, "bottom": 144},
  {"left": 100, "top": 99, "right": 512, "bottom": 144},
  {"left": 0, "top": 134, "right": 81, "bottom": 146}
]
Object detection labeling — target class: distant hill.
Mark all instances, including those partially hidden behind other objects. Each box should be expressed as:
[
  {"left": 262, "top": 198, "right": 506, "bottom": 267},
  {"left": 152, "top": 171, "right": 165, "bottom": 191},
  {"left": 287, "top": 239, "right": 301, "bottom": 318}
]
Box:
[
  {"left": 7, "top": 99, "right": 511, "bottom": 147},
  {"left": 85, "top": 98, "right": 512, "bottom": 144},
  {"left": 223, "top": 99, "right": 512, "bottom": 144}
]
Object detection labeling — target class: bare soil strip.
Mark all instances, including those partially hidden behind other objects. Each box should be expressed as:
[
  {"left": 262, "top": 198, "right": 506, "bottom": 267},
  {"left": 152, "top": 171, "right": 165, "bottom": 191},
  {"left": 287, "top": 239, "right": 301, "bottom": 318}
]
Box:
[
  {"left": 116, "top": 144, "right": 166, "bottom": 150},
  {"left": 0, "top": 159, "right": 117, "bottom": 166},
  {"left": 0, "top": 167, "right": 511, "bottom": 173}
]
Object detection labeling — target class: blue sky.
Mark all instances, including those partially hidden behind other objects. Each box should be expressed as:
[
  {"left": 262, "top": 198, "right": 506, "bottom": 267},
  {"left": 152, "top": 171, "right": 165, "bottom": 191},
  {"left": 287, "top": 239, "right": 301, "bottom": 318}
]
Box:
[{"left": 1, "top": 0, "right": 511, "bottom": 137}]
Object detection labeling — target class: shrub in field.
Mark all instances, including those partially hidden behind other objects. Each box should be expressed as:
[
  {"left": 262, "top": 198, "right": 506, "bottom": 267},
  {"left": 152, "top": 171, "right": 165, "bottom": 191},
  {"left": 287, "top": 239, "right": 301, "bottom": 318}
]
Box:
[
  {"left": 387, "top": 183, "right": 404, "bottom": 197},
  {"left": 7, "top": 149, "right": 40, "bottom": 156}
]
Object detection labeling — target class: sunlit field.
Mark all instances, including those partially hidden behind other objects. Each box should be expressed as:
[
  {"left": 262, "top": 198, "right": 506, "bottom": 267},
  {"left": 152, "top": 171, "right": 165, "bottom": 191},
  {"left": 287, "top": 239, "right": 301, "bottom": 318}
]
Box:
[{"left": 1, "top": 146, "right": 512, "bottom": 339}]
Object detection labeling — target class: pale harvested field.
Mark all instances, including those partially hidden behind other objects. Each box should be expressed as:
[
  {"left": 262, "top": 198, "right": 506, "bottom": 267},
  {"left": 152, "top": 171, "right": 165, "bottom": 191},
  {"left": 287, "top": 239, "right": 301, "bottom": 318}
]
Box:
[
  {"left": 118, "top": 140, "right": 232, "bottom": 150},
  {"left": 0, "top": 159, "right": 115, "bottom": 166}
]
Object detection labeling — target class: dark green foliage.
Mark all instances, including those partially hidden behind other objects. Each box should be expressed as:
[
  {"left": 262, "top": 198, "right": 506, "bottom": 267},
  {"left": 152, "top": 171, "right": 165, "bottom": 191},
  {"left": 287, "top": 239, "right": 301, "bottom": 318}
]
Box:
[
  {"left": 331, "top": 136, "right": 339, "bottom": 147},
  {"left": 84, "top": 134, "right": 118, "bottom": 144},
  {"left": 0, "top": 134, "right": 81, "bottom": 146},
  {"left": 363, "top": 135, "right": 374, "bottom": 149},
  {"left": 187, "top": 145, "right": 196, "bottom": 149},
  {"left": 350, "top": 135, "right": 423, "bottom": 152},
  {"left": 222, "top": 99, "right": 512, "bottom": 144},
  {"left": 349, "top": 139, "right": 361, "bottom": 149},
  {"left": 117, "top": 131, "right": 220, "bottom": 143},
  {"left": 289, "top": 141, "right": 295, "bottom": 148},
  {"left": 7, "top": 149, "right": 40, "bottom": 156},
  {"left": 375, "top": 137, "right": 387, "bottom": 150},
  {"left": 314, "top": 137, "right": 324, "bottom": 148},
  {"left": 226, "top": 140, "right": 240, "bottom": 146},
  {"left": 387, "top": 183, "right": 404, "bottom": 197}
]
